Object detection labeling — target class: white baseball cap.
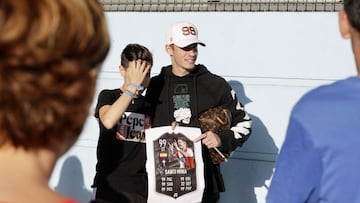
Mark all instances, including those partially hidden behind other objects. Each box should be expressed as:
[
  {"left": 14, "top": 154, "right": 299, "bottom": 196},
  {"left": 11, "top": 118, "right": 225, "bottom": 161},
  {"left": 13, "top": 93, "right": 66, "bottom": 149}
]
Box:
[{"left": 166, "top": 21, "right": 206, "bottom": 48}]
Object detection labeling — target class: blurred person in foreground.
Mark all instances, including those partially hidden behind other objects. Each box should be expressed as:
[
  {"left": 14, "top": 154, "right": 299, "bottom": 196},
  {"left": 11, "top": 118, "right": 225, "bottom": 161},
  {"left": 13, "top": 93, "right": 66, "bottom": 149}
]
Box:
[
  {"left": 267, "top": 1, "right": 360, "bottom": 202},
  {"left": 0, "top": 0, "right": 109, "bottom": 203}
]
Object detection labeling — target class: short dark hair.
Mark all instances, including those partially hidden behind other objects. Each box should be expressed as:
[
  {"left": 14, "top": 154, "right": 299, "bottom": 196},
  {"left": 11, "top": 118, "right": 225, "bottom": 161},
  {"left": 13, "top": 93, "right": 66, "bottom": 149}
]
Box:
[
  {"left": 344, "top": 0, "right": 360, "bottom": 32},
  {"left": 178, "top": 136, "right": 188, "bottom": 143},
  {"left": 121, "top": 44, "right": 153, "bottom": 68}
]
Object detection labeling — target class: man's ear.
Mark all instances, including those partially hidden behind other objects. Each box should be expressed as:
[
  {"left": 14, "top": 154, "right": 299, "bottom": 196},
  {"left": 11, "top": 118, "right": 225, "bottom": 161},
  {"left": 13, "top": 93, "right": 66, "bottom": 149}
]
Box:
[
  {"left": 339, "top": 9, "right": 352, "bottom": 39},
  {"left": 165, "top": 44, "right": 173, "bottom": 56},
  {"left": 119, "top": 65, "right": 125, "bottom": 77}
]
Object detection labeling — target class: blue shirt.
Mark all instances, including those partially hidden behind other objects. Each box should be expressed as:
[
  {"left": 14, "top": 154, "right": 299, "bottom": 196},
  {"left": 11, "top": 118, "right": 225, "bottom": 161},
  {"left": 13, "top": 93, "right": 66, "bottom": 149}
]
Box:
[{"left": 267, "top": 77, "right": 360, "bottom": 203}]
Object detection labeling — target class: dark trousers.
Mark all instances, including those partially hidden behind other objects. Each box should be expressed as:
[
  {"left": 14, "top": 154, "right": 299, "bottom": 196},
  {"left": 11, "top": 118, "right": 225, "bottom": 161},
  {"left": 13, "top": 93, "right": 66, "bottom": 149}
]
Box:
[
  {"left": 202, "top": 191, "right": 220, "bottom": 203},
  {"left": 93, "top": 186, "right": 147, "bottom": 203}
]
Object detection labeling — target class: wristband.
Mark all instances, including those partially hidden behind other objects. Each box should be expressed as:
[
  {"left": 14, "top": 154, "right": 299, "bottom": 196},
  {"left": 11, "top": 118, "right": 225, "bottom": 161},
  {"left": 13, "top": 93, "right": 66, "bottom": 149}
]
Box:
[
  {"left": 128, "top": 83, "right": 144, "bottom": 91},
  {"left": 124, "top": 90, "right": 134, "bottom": 98}
]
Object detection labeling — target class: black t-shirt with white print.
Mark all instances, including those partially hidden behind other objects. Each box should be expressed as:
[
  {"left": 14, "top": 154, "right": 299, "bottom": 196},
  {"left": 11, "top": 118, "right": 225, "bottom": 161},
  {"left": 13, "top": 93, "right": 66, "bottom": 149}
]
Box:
[{"left": 92, "top": 88, "right": 151, "bottom": 198}]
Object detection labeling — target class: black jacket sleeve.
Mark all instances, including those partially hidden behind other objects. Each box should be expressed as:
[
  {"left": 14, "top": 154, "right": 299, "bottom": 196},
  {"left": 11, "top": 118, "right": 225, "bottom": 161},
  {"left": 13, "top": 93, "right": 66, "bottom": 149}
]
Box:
[{"left": 218, "top": 83, "right": 252, "bottom": 154}]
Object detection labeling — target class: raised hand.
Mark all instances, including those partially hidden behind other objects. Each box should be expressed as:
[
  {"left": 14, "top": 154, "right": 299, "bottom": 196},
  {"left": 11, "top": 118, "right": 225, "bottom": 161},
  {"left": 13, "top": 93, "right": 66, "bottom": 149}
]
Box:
[{"left": 126, "top": 60, "right": 151, "bottom": 87}]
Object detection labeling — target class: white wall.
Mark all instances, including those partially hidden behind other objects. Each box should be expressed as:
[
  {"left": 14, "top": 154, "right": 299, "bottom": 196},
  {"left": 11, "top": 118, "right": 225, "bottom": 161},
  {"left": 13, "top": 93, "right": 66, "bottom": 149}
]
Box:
[{"left": 49, "top": 12, "right": 356, "bottom": 203}]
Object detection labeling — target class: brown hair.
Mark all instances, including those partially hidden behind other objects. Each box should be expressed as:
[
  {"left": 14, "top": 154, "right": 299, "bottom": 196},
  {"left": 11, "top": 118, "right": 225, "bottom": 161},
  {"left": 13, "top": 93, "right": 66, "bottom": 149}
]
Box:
[
  {"left": 121, "top": 43, "right": 153, "bottom": 68},
  {"left": 0, "top": 0, "right": 110, "bottom": 151},
  {"left": 344, "top": 0, "right": 360, "bottom": 32}
]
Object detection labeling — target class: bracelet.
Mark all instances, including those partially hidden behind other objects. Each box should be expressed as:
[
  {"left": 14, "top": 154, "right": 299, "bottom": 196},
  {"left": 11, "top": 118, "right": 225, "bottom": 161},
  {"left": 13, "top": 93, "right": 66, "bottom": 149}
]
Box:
[
  {"left": 128, "top": 83, "right": 144, "bottom": 91},
  {"left": 123, "top": 90, "right": 134, "bottom": 98}
]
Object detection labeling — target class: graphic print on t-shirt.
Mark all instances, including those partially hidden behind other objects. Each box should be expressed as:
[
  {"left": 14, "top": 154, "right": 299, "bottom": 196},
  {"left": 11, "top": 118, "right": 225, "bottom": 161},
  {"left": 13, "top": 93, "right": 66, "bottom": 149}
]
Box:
[
  {"left": 173, "top": 83, "right": 192, "bottom": 124},
  {"left": 153, "top": 132, "right": 197, "bottom": 199},
  {"left": 117, "top": 112, "right": 151, "bottom": 143}
]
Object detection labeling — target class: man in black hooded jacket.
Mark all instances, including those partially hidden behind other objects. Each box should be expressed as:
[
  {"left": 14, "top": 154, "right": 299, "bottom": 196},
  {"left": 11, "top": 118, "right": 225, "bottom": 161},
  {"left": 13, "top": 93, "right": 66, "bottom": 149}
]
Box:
[{"left": 145, "top": 21, "right": 252, "bottom": 203}]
